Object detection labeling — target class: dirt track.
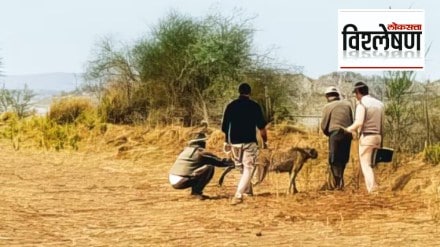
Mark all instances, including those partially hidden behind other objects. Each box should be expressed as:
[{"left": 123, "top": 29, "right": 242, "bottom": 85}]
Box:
[{"left": 1, "top": 141, "right": 439, "bottom": 246}]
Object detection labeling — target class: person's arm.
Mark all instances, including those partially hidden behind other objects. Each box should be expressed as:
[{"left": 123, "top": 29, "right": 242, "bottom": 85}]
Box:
[
  {"left": 380, "top": 105, "right": 385, "bottom": 147},
  {"left": 221, "top": 104, "right": 231, "bottom": 142},
  {"left": 199, "top": 150, "right": 233, "bottom": 167},
  {"left": 221, "top": 105, "right": 230, "bottom": 134},
  {"left": 321, "top": 105, "right": 331, "bottom": 136},
  {"left": 346, "top": 103, "right": 365, "bottom": 132},
  {"left": 255, "top": 103, "right": 268, "bottom": 147},
  {"left": 348, "top": 101, "right": 354, "bottom": 124}
]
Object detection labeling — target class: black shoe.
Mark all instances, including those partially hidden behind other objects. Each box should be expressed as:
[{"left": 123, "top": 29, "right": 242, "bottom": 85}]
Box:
[{"left": 190, "top": 193, "right": 210, "bottom": 200}]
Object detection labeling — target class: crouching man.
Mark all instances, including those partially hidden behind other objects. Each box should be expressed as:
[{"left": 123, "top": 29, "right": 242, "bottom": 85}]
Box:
[{"left": 169, "top": 133, "right": 234, "bottom": 200}]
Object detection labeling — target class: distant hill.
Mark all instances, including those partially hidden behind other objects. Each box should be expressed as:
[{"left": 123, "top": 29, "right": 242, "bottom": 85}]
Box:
[
  {"left": 0, "top": 72, "right": 85, "bottom": 115},
  {"left": 0, "top": 72, "right": 83, "bottom": 93}
]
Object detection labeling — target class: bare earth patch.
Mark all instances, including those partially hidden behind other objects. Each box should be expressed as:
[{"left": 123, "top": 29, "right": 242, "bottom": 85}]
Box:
[{"left": 0, "top": 134, "right": 439, "bottom": 246}]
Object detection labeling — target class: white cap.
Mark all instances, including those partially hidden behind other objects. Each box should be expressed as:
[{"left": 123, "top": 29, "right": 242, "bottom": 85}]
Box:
[
  {"left": 188, "top": 132, "right": 207, "bottom": 145},
  {"left": 325, "top": 86, "right": 339, "bottom": 95}
]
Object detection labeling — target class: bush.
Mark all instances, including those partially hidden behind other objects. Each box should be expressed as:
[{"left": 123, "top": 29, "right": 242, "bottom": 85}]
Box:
[
  {"left": 424, "top": 144, "right": 440, "bottom": 165},
  {"left": 49, "top": 97, "right": 94, "bottom": 124},
  {"left": 98, "top": 87, "right": 149, "bottom": 124},
  {"left": 0, "top": 115, "right": 83, "bottom": 151}
]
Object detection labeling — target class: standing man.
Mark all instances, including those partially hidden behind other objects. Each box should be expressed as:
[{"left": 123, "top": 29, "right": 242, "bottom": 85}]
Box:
[
  {"left": 321, "top": 86, "right": 353, "bottom": 190},
  {"left": 169, "top": 133, "right": 234, "bottom": 200},
  {"left": 345, "top": 82, "right": 384, "bottom": 193},
  {"left": 222, "top": 82, "right": 268, "bottom": 205}
]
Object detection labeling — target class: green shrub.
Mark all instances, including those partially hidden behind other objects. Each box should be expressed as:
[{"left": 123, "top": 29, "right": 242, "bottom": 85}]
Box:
[
  {"left": 49, "top": 97, "right": 94, "bottom": 124},
  {"left": 424, "top": 144, "right": 440, "bottom": 165},
  {"left": 0, "top": 115, "right": 82, "bottom": 151},
  {"left": 0, "top": 112, "right": 21, "bottom": 150}
]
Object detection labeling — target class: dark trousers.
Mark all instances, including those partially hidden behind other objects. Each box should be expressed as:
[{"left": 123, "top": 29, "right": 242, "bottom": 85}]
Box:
[
  {"left": 328, "top": 130, "right": 352, "bottom": 189},
  {"left": 172, "top": 166, "right": 214, "bottom": 195}
]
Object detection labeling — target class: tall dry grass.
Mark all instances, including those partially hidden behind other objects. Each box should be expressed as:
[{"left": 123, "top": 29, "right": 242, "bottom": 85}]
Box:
[
  {"left": 424, "top": 143, "right": 440, "bottom": 165},
  {"left": 49, "top": 96, "right": 95, "bottom": 125}
]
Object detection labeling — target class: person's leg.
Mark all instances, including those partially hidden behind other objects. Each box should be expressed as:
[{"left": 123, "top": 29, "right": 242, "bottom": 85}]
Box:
[
  {"left": 233, "top": 143, "right": 258, "bottom": 202},
  {"left": 334, "top": 133, "right": 351, "bottom": 190},
  {"left": 191, "top": 165, "right": 215, "bottom": 195},
  {"left": 327, "top": 133, "right": 338, "bottom": 190},
  {"left": 327, "top": 165, "right": 336, "bottom": 190},
  {"left": 359, "top": 135, "right": 381, "bottom": 193},
  {"left": 339, "top": 162, "right": 346, "bottom": 189},
  {"left": 236, "top": 161, "right": 254, "bottom": 196},
  {"left": 359, "top": 145, "right": 375, "bottom": 192},
  {"left": 330, "top": 164, "right": 344, "bottom": 189}
]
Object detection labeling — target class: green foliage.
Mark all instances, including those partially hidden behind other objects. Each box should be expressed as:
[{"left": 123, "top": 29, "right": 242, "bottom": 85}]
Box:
[
  {"left": 424, "top": 144, "right": 440, "bottom": 165},
  {"left": 84, "top": 10, "right": 291, "bottom": 126},
  {"left": 244, "top": 69, "right": 298, "bottom": 122},
  {"left": 97, "top": 85, "right": 149, "bottom": 124},
  {"left": 0, "top": 112, "right": 21, "bottom": 150},
  {"left": 49, "top": 97, "right": 94, "bottom": 125},
  {"left": 132, "top": 11, "right": 255, "bottom": 125},
  {"left": 0, "top": 115, "right": 83, "bottom": 151},
  {"left": 422, "top": 82, "right": 440, "bottom": 146},
  {"left": 384, "top": 71, "right": 417, "bottom": 152},
  {"left": 29, "top": 117, "right": 83, "bottom": 151}
]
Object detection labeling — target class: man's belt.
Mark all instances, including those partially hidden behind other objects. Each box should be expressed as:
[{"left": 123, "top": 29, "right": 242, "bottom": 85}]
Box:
[{"left": 362, "top": 132, "right": 379, "bottom": 136}]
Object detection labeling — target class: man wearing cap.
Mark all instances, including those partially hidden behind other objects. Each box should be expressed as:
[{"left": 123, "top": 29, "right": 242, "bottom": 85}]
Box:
[
  {"left": 321, "top": 86, "right": 353, "bottom": 190},
  {"left": 169, "top": 133, "right": 234, "bottom": 200},
  {"left": 221, "top": 82, "right": 268, "bottom": 205},
  {"left": 345, "top": 82, "right": 384, "bottom": 193}
]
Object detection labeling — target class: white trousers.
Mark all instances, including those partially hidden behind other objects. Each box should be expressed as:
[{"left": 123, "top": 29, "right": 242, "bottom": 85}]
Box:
[
  {"left": 231, "top": 143, "right": 258, "bottom": 198},
  {"left": 359, "top": 134, "right": 381, "bottom": 193}
]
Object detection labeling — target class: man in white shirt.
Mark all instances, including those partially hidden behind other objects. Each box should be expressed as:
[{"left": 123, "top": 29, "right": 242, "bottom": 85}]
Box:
[{"left": 345, "top": 82, "right": 384, "bottom": 193}]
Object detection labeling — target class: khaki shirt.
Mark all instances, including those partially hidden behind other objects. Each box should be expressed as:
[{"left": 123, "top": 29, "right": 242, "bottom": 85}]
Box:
[{"left": 321, "top": 99, "right": 353, "bottom": 136}]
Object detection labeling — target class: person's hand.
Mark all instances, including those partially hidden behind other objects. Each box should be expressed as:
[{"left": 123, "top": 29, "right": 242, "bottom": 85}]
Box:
[
  {"left": 222, "top": 158, "right": 235, "bottom": 168},
  {"left": 223, "top": 142, "right": 231, "bottom": 153},
  {"left": 344, "top": 128, "right": 357, "bottom": 139},
  {"left": 337, "top": 128, "right": 346, "bottom": 135},
  {"left": 352, "top": 131, "right": 359, "bottom": 139}
]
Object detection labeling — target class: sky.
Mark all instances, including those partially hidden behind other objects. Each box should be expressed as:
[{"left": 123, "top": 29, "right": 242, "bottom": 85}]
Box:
[{"left": 1, "top": 0, "right": 439, "bottom": 81}]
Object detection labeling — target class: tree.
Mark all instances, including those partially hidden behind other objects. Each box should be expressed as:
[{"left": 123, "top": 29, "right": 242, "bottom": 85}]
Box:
[
  {"left": 132, "top": 11, "right": 256, "bottom": 125},
  {"left": 84, "top": 10, "right": 292, "bottom": 125},
  {"left": 84, "top": 37, "right": 140, "bottom": 100},
  {"left": 421, "top": 80, "right": 440, "bottom": 146},
  {"left": 0, "top": 84, "right": 10, "bottom": 112},
  {"left": 0, "top": 84, "right": 36, "bottom": 118},
  {"left": 384, "top": 71, "right": 417, "bottom": 152}
]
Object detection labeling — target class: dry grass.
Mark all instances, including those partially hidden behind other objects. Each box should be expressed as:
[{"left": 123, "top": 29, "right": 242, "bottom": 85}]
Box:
[
  {"left": 1, "top": 125, "right": 440, "bottom": 246},
  {"left": 49, "top": 96, "right": 94, "bottom": 124}
]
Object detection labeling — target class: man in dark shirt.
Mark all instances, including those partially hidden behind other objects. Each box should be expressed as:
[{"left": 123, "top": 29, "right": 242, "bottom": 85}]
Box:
[
  {"left": 221, "top": 82, "right": 268, "bottom": 205},
  {"left": 169, "top": 133, "right": 233, "bottom": 200},
  {"left": 321, "top": 86, "right": 353, "bottom": 190}
]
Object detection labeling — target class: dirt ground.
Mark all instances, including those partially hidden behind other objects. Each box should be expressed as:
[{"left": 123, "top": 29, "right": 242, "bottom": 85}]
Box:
[{"left": 1, "top": 127, "right": 440, "bottom": 246}]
